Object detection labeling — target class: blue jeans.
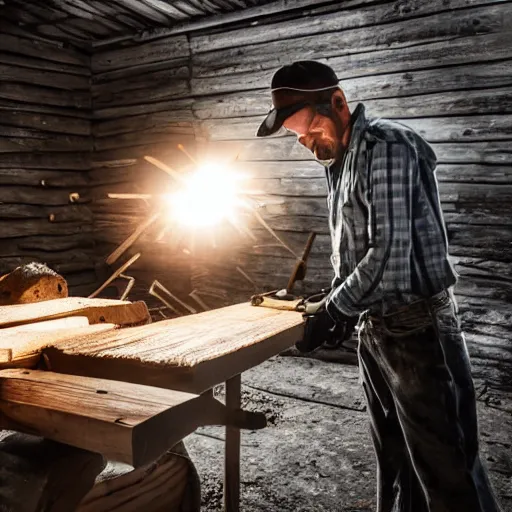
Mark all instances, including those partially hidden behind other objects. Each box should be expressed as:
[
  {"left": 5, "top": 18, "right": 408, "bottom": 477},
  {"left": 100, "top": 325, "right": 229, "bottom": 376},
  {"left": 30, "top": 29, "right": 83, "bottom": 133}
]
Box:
[{"left": 358, "top": 291, "right": 502, "bottom": 512}]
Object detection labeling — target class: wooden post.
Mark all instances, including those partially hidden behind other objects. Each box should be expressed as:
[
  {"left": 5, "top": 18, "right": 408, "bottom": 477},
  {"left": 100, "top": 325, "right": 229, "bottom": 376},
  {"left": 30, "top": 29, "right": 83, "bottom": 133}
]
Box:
[{"left": 224, "top": 373, "right": 241, "bottom": 512}]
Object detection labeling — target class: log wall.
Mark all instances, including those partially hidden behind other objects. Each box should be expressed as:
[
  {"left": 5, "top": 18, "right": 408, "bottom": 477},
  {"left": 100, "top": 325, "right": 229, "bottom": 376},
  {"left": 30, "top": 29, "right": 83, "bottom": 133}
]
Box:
[
  {"left": 0, "top": 22, "right": 96, "bottom": 296},
  {"left": 91, "top": 0, "right": 512, "bottom": 383}
]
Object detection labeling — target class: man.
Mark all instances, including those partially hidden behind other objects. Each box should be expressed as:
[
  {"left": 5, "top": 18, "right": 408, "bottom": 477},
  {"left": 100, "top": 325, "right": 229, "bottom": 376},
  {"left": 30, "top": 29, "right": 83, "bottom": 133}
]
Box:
[{"left": 256, "top": 61, "right": 502, "bottom": 512}]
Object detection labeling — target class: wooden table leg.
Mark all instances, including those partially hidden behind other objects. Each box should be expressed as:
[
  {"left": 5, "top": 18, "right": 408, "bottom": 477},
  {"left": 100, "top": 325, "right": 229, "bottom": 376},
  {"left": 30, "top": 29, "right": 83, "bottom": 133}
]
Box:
[{"left": 224, "top": 373, "right": 241, "bottom": 512}]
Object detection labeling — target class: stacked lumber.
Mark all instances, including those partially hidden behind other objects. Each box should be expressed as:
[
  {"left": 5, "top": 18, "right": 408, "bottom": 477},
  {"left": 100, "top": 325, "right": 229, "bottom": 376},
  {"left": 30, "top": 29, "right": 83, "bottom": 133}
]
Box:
[{"left": 0, "top": 23, "right": 96, "bottom": 295}]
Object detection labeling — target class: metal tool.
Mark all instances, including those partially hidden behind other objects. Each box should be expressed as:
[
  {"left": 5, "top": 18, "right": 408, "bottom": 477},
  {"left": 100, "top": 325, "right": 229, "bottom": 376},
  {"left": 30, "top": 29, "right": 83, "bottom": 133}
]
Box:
[{"left": 251, "top": 232, "right": 317, "bottom": 311}]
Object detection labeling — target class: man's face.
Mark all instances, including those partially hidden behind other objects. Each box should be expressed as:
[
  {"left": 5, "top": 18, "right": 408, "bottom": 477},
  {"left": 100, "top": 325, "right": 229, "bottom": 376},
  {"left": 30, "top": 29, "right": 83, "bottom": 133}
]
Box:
[{"left": 283, "top": 105, "right": 341, "bottom": 164}]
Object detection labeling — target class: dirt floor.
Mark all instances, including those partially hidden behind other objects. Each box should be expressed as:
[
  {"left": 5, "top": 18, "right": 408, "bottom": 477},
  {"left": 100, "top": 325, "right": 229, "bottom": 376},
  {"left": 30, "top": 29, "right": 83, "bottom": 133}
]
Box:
[{"left": 185, "top": 356, "right": 512, "bottom": 512}]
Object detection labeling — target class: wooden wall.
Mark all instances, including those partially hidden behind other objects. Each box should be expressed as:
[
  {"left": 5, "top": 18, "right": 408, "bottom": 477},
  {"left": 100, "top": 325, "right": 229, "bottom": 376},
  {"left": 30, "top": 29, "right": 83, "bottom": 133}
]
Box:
[
  {"left": 0, "top": 22, "right": 96, "bottom": 296},
  {"left": 91, "top": 0, "right": 512, "bottom": 383},
  {"left": 90, "top": 36, "right": 197, "bottom": 305}
]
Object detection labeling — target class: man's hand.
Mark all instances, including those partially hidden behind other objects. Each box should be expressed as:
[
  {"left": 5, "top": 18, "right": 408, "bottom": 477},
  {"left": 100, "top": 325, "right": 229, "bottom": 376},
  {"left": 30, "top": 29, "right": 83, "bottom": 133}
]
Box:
[
  {"left": 295, "top": 290, "right": 359, "bottom": 353},
  {"left": 295, "top": 310, "right": 335, "bottom": 353}
]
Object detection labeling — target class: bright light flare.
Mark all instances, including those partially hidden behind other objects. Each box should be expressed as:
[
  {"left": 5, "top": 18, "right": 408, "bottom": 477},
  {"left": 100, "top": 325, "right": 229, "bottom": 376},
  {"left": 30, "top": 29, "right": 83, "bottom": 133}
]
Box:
[{"left": 166, "top": 162, "right": 247, "bottom": 228}]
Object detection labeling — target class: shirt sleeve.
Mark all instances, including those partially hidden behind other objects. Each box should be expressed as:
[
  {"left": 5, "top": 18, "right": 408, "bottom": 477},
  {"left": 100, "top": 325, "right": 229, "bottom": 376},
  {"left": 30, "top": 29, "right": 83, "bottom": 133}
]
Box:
[{"left": 326, "top": 141, "right": 414, "bottom": 317}]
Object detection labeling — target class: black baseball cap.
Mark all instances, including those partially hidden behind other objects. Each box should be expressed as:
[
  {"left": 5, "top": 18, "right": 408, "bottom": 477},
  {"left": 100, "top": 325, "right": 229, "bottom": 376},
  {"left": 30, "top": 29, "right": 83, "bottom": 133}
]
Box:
[{"left": 256, "top": 61, "right": 340, "bottom": 137}]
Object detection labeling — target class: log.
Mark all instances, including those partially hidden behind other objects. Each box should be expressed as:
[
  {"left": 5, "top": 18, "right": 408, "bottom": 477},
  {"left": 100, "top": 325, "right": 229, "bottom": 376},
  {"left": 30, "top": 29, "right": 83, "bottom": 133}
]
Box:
[
  {"left": 43, "top": 303, "right": 304, "bottom": 394},
  {"left": 0, "top": 297, "right": 150, "bottom": 329},
  {"left": 0, "top": 204, "right": 92, "bottom": 221},
  {"left": 77, "top": 447, "right": 197, "bottom": 512},
  {"left": 0, "top": 431, "right": 105, "bottom": 512},
  {"left": 0, "top": 262, "right": 68, "bottom": 306},
  {"left": 0, "top": 369, "right": 214, "bottom": 466}
]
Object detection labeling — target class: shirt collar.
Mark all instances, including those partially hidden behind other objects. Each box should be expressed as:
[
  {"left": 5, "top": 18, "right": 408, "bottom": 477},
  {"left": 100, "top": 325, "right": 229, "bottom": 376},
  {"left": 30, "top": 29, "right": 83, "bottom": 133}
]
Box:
[
  {"left": 346, "top": 102, "right": 367, "bottom": 153},
  {"left": 326, "top": 103, "right": 366, "bottom": 173}
]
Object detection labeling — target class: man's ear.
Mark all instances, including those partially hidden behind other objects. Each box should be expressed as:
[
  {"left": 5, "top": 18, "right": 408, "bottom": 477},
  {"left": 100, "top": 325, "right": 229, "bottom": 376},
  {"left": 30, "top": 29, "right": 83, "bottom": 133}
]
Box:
[{"left": 331, "top": 89, "right": 346, "bottom": 112}]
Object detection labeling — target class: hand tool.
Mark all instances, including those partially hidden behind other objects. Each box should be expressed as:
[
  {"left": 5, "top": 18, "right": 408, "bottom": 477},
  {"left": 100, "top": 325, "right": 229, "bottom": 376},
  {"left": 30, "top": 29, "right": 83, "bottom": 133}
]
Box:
[{"left": 250, "top": 232, "right": 319, "bottom": 311}]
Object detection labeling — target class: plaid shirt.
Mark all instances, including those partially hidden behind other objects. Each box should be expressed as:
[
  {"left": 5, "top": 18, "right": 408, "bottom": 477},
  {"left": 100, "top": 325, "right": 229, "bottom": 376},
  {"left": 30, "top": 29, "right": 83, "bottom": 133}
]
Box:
[{"left": 326, "top": 104, "right": 457, "bottom": 317}]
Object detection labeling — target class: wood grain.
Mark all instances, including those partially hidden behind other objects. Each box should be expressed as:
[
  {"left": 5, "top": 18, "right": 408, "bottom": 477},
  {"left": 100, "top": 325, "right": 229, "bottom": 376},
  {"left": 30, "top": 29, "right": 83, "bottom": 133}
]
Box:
[
  {"left": 0, "top": 297, "right": 150, "bottom": 329},
  {"left": 43, "top": 303, "right": 304, "bottom": 393},
  {"left": 0, "top": 369, "right": 212, "bottom": 466}
]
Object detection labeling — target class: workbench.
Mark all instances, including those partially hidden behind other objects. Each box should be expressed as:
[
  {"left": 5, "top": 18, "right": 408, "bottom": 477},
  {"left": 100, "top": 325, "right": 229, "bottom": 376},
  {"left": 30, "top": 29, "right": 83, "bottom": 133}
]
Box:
[{"left": 0, "top": 297, "right": 304, "bottom": 511}]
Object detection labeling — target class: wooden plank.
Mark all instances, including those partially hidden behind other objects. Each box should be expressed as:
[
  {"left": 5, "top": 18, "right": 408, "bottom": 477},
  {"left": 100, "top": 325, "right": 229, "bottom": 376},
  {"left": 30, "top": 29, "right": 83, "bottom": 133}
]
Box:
[
  {"left": 92, "top": 36, "right": 190, "bottom": 73},
  {"left": 0, "top": 34, "right": 89, "bottom": 66},
  {"left": 0, "top": 204, "right": 92, "bottom": 221},
  {"left": 43, "top": 303, "right": 304, "bottom": 393},
  {"left": 0, "top": 317, "right": 90, "bottom": 363},
  {"left": 94, "top": 126, "right": 195, "bottom": 151},
  {"left": 0, "top": 169, "right": 90, "bottom": 187},
  {"left": 0, "top": 152, "right": 91, "bottom": 170},
  {"left": 0, "top": 99, "right": 90, "bottom": 121},
  {"left": 0, "top": 51, "right": 89, "bottom": 76},
  {"left": 0, "top": 187, "right": 87, "bottom": 206},
  {"left": 0, "top": 297, "right": 150, "bottom": 329},
  {"left": 0, "top": 369, "right": 214, "bottom": 466},
  {"left": 0, "top": 234, "right": 93, "bottom": 254},
  {"left": 92, "top": 79, "right": 190, "bottom": 108},
  {"left": 93, "top": 113, "right": 195, "bottom": 137},
  {"left": 0, "top": 111, "right": 90, "bottom": 136},
  {"left": 0, "top": 131, "right": 92, "bottom": 153},
  {"left": 92, "top": 65, "right": 190, "bottom": 96},
  {"left": 92, "top": 139, "right": 195, "bottom": 166},
  {"left": 92, "top": 97, "right": 194, "bottom": 120},
  {"left": 190, "top": 0, "right": 505, "bottom": 53},
  {"left": 0, "top": 82, "right": 90, "bottom": 109},
  {"left": 0, "top": 64, "right": 89, "bottom": 91},
  {"left": 92, "top": 56, "right": 190, "bottom": 84}
]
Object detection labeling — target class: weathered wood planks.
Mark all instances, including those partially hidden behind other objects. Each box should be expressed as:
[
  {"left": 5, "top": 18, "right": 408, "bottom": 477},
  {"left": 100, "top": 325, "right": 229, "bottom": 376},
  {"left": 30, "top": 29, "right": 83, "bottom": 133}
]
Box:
[
  {"left": 43, "top": 303, "right": 304, "bottom": 393},
  {"left": 0, "top": 25, "right": 95, "bottom": 290},
  {"left": 0, "top": 369, "right": 213, "bottom": 466},
  {"left": 0, "top": 296, "right": 150, "bottom": 329}
]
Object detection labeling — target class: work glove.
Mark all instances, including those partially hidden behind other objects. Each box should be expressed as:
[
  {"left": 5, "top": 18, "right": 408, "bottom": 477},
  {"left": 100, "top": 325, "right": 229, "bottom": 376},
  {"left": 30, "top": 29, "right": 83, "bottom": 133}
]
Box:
[{"left": 295, "top": 291, "right": 358, "bottom": 353}]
